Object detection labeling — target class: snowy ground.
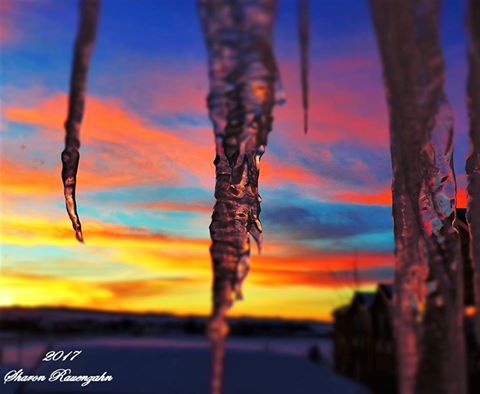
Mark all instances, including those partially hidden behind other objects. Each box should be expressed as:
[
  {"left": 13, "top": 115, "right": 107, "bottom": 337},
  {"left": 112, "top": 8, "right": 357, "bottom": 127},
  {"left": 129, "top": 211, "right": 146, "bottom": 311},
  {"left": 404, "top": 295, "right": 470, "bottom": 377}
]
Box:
[{"left": 1, "top": 336, "right": 370, "bottom": 394}]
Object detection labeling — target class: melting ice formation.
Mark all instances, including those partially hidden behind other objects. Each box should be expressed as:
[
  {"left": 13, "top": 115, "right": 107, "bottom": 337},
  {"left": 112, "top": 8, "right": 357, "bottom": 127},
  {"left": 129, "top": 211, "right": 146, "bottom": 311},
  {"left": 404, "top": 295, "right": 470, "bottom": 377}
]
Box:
[
  {"left": 62, "top": 0, "right": 100, "bottom": 243},
  {"left": 466, "top": 0, "right": 480, "bottom": 346},
  {"left": 199, "top": 1, "right": 310, "bottom": 392},
  {"left": 370, "top": 0, "right": 467, "bottom": 393},
  {"left": 198, "top": 0, "right": 281, "bottom": 392},
  {"left": 299, "top": 0, "right": 309, "bottom": 134}
]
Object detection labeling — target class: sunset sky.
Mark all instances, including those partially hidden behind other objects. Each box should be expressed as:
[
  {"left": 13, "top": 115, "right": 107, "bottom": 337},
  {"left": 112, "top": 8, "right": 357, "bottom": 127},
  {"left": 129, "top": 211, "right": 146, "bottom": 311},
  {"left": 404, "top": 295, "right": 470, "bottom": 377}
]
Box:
[{"left": 0, "top": 0, "right": 471, "bottom": 321}]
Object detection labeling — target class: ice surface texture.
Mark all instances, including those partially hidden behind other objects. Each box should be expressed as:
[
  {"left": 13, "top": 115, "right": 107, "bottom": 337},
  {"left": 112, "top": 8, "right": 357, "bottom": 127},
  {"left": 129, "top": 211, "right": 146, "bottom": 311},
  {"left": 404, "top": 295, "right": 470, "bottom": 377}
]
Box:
[
  {"left": 466, "top": 0, "right": 480, "bottom": 347},
  {"left": 62, "top": 0, "right": 100, "bottom": 243},
  {"left": 199, "top": 0, "right": 281, "bottom": 392},
  {"left": 370, "top": 0, "right": 467, "bottom": 393},
  {"left": 298, "top": 0, "right": 309, "bottom": 134}
]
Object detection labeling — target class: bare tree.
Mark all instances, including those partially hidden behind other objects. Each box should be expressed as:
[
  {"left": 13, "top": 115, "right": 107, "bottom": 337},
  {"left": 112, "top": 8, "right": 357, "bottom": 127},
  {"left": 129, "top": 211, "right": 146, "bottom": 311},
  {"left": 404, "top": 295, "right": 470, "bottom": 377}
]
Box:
[
  {"left": 198, "top": 1, "right": 281, "bottom": 393},
  {"left": 466, "top": 0, "right": 480, "bottom": 347},
  {"left": 62, "top": 0, "right": 100, "bottom": 243},
  {"left": 369, "top": 0, "right": 467, "bottom": 393}
]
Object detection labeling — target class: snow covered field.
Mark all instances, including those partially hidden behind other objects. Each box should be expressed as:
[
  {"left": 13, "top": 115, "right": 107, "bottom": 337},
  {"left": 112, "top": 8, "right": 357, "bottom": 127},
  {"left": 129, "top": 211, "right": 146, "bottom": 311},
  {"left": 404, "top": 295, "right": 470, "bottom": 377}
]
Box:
[{"left": 1, "top": 337, "right": 370, "bottom": 393}]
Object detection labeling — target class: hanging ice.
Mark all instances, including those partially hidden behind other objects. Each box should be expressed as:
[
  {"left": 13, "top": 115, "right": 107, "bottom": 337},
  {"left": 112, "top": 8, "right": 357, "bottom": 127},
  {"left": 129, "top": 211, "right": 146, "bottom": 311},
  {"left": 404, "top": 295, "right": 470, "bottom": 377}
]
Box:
[
  {"left": 61, "top": 0, "right": 100, "bottom": 243},
  {"left": 369, "top": 0, "right": 467, "bottom": 393},
  {"left": 466, "top": 0, "right": 480, "bottom": 345},
  {"left": 299, "top": 0, "right": 309, "bottom": 134},
  {"left": 198, "top": 0, "right": 281, "bottom": 393}
]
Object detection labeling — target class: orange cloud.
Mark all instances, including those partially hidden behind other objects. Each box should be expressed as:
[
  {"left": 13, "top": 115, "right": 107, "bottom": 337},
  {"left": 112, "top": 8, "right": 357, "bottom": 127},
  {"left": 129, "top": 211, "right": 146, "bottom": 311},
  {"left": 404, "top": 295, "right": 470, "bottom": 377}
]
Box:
[
  {"left": 336, "top": 186, "right": 469, "bottom": 209},
  {"left": 4, "top": 94, "right": 213, "bottom": 185},
  {"left": 0, "top": 213, "right": 206, "bottom": 250},
  {"left": 0, "top": 269, "right": 355, "bottom": 321},
  {"left": 0, "top": 156, "right": 161, "bottom": 198},
  {"left": 3, "top": 92, "right": 330, "bottom": 196},
  {"left": 255, "top": 251, "right": 393, "bottom": 277},
  {"left": 0, "top": 270, "right": 211, "bottom": 315},
  {"left": 0, "top": 159, "right": 58, "bottom": 195},
  {"left": 0, "top": 272, "right": 113, "bottom": 308},
  {"left": 252, "top": 267, "right": 382, "bottom": 289},
  {"left": 335, "top": 188, "right": 392, "bottom": 206},
  {"left": 457, "top": 188, "right": 467, "bottom": 209},
  {"left": 261, "top": 158, "right": 325, "bottom": 187}
]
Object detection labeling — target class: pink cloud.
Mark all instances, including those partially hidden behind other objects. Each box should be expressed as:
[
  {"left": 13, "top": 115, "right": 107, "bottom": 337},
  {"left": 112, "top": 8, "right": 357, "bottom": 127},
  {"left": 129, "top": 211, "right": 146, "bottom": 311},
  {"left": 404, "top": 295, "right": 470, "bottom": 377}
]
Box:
[{"left": 0, "top": 0, "right": 21, "bottom": 46}]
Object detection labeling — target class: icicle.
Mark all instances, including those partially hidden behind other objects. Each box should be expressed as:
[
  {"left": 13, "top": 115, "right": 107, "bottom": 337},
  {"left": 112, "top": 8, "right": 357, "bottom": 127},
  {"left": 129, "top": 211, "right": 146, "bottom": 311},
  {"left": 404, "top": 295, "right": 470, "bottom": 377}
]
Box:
[
  {"left": 61, "top": 0, "right": 100, "bottom": 243},
  {"left": 298, "top": 0, "right": 309, "bottom": 134},
  {"left": 198, "top": 1, "right": 280, "bottom": 393},
  {"left": 369, "top": 0, "right": 467, "bottom": 393},
  {"left": 466, "top": 0, "right": 480, "bottom": 346}
]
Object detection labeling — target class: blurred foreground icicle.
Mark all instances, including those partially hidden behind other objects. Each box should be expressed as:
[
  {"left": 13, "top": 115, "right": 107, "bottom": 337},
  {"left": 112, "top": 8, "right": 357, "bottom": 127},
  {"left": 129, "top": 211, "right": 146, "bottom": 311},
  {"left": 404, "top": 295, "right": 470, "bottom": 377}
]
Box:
[
  {"left": 466, "top": 0, "right": 480, "bottom": 346},
  {"left": 198, "top": 1, "right": 281, "bottom": 393},
  {"left": 61, "top": 0, "right": 100, "bottom": 243},
  {"left": 299, "top": 0, "right": 309, "bottom": 134},
  {"left": 370, "top": 0, "right": 467, "bottom": 393}
]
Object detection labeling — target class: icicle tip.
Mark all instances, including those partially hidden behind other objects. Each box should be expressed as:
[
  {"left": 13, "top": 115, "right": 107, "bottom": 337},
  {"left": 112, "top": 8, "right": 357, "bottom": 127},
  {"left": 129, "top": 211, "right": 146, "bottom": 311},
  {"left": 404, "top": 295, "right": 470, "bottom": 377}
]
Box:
[{"left": 75, "top": 229, "right": 84, "bottom": 243}]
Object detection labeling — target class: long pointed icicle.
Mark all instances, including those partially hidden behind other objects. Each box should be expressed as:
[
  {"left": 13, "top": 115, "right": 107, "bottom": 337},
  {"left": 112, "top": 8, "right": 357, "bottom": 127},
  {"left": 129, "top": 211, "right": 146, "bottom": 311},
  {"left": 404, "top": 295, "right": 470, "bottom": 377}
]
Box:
[
  {"left": 466, "top": 0, "right": 480, "bottom": 346},
  {"left": 370, "top": 0, "right": 467, "bottom": 393},
  {"left": 198, "top": 1, "right": 280, "bottom": 393},
  {"left": 61, "top": 0, "right": 100, "bottom": 243},
  {"left": 299, "top": 0, "right": 309, "bottom": 134}
]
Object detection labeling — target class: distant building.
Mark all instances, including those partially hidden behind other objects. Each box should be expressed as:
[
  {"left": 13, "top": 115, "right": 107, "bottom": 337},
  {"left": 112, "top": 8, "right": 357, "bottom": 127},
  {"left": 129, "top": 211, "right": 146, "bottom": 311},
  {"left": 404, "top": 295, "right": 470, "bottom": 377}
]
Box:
[
  {"left": 333, "top": 209, "right": 478, "bottom": 393},
  {"left": 370, "top": 284, "right": 396, "bottom": 394},
  {"left": 334, "top": 285, "right": 396, "bottom": 393}
]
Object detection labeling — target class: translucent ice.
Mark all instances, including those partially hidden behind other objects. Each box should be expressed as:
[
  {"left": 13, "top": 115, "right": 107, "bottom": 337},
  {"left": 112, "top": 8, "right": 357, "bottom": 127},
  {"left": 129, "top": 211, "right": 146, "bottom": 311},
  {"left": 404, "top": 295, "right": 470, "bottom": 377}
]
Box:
[
  {"left": 62, "top": 0, "right": 100, "bottom": 243},
  {"left": 370, "top": 0, "right": 467, "bottom": 392},
  {"left": 199, "top": 0, "right": 281, "bottom": 392},
  {"left": 466, "top": 0, "right": 480, "bottom": 345},
  {"left": 299, "top": 0, "right": 309, "bottom": 134}
]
